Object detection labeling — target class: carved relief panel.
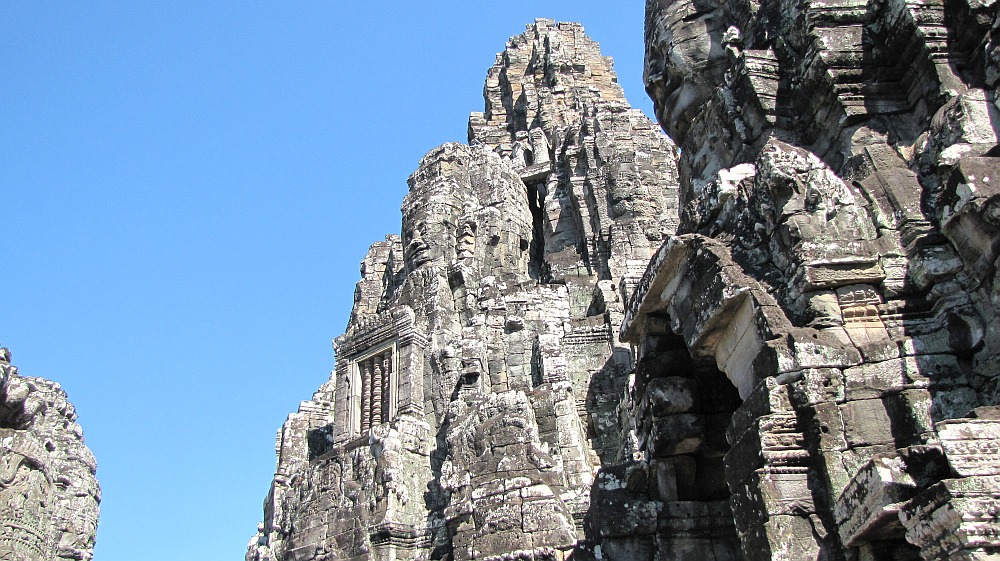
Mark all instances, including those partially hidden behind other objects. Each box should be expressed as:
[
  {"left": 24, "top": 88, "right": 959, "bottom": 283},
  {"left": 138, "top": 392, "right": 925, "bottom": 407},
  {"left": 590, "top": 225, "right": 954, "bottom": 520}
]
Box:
[{"left": 0, "top": 430, "right": 52, "bottom": 561}]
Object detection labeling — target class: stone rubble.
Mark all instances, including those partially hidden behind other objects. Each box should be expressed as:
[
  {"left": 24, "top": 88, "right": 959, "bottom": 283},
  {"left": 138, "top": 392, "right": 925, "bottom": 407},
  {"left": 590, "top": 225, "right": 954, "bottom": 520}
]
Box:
[
  {"left": 0, "top": 347, "right": 100, "bottom": 561},
  {"left": 250, "top": 3, "right": 1000, "bottom": 560}
]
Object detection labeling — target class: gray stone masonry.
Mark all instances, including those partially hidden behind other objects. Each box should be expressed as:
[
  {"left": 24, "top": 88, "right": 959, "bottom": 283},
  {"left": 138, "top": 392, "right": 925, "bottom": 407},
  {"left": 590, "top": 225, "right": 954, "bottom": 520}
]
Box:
[
  {"left": 251, "top": 3, "right": 1000, "bottom": 560},
  {"left": 248, "top": 20, "right": 681, "bottom": 561},
  {"left": 0, "top": 346, "right": 101, "bottom": 561},
  {"left": 621, "top": 0, "right": 1000, "bottom": 559}
]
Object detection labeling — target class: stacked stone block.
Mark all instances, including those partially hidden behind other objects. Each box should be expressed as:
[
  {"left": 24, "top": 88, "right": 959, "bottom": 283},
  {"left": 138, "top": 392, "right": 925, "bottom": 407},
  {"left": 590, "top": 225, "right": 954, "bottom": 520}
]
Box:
[{"left": 623, "top": 0, "right": 1000, "bottom": 559}]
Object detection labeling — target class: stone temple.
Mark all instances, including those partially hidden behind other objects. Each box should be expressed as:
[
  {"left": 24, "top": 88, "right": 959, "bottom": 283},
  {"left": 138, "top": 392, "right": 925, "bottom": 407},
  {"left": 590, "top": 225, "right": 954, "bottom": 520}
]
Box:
[
  {"left": 8, "top": 1, "right": 1000, "bottom": 559},
  {"left": 246, "top": 1, "right": 1000, "bottom": 559}
]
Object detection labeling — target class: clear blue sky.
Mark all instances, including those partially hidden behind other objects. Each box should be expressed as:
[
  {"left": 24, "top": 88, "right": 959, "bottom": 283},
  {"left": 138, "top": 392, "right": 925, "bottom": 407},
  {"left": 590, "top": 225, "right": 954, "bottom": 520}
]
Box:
[{"left": 1, "top": 3, "right": 654, "bottom": 560}]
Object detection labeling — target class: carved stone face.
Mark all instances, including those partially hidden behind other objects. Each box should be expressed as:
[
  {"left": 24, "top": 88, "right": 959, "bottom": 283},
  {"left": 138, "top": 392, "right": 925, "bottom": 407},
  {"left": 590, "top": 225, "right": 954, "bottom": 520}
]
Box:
[
  {"left": 401, "top": 207, "right": 454, "bottom": 271},
  {"left": 401, "top": 147, "right": 468, "bottom": 272},
  {"left": 456, "top": 222, "right": 476, "bottom": 260},
  {"left": 402, "top": 143, "right": 533, "bottom": 275},
  {"left": 402, "top": 229, "right": 430, "bottom": 270},
  {"left": 644, "top": 0, "right": 729, "bottom": 142}
]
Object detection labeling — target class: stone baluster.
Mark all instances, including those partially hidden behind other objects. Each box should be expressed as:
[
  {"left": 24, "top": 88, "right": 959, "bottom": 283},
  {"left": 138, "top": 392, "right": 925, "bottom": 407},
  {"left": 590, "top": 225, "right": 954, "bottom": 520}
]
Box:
[
  {"left": 381, "top": 353, "right": 391, "bottom": 421},
  {"left": 360, "top": 359, "right": 371, "bottom": 434},
  {"left": 372, "top": 356, "right": 384, "bottom": 426}
]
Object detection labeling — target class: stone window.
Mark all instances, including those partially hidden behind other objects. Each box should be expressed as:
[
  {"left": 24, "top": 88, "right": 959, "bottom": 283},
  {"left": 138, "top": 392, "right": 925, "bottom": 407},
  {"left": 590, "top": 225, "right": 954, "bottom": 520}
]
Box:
[
  {"left": 347, "top": 345, "right": 397, "bottom": 436},
  {"left": 334, "top": 308, "right": 426, "bottom": 444}
]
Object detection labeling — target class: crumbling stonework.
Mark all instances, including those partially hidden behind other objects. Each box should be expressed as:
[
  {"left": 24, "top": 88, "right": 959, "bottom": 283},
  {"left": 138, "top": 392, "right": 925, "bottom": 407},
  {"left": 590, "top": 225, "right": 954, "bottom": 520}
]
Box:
[
  {"left": 622, "top": 0, "right": 1000, "bottom": 558},
  {"left": 0, "top": 347, "right": 100, "bottom": 561},
  {"left": 251, "top": 3, "right": 1000, "bottom": 560},
  {"left": 247, "top": 19, "right": 681, "bottom": 561}
]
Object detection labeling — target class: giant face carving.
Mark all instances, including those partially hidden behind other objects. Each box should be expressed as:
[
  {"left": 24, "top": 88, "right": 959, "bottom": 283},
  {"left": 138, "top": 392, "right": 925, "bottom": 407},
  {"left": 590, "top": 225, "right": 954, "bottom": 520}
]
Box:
[
  {"left": 644, "top": 0, "right": 730, "bottom": 143},
  {"left": 401, "top": 143, "right": 534, "bottom": 275},
  {"left": 402, "top": 222, "right": 435, "bottom": 270}
]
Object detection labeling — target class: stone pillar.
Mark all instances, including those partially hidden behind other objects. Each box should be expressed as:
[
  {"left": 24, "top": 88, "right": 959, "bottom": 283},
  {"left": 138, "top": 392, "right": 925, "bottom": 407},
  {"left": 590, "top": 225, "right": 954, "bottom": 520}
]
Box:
[
  {"left": 372, "top": 356, "right": 384, "bottom": 426},
  {"left": 348, "top": 367, "right": 361, "bottom": 437},
  {"left": 725, "top": 377, "right": 818, "bottom": 561},
  {"left": 396, "top": 339, "right": 426, "bottom": 416},
  {"left": 360, "top": 359, "right": 371, "bottom": 434},
  {"left": 391, "top": 307, "right": 426, "bottom": 416},
  {"left": 333, "top": 356, "right": 351, "bottom": 442}
]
